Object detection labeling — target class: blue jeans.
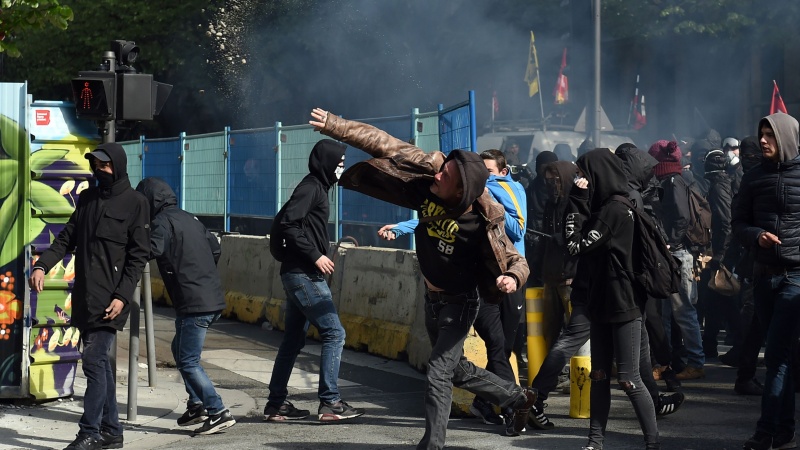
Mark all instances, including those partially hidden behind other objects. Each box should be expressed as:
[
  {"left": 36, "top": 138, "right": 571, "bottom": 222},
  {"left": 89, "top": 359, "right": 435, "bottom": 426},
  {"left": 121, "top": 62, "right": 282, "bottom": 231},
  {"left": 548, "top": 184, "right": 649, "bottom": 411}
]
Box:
[
  {"left": 173, "top": 312, "right": 225, "bottom": 414},
  {"left": 661, "top": 248, "right": 705, "bottom": 368},
  {"left": 79, "top": 327, "right": 122, "bottom": 438},
  {"left": 752, "top": 271, "right": 800, "bottom": 437},
  {"left": 418, "top": 291, "right": 524, "bottom": 450},
  {"left": 268, "top": 272, "right": 346, "bottom": 407}
]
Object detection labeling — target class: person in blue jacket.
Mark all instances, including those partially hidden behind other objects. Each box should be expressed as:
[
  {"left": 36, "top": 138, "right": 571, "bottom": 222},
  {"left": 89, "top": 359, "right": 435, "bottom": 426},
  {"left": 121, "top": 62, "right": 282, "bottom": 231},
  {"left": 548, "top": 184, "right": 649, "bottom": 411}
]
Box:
[{"left": 378, "top": 149, "right": 527, "bottom": 424}]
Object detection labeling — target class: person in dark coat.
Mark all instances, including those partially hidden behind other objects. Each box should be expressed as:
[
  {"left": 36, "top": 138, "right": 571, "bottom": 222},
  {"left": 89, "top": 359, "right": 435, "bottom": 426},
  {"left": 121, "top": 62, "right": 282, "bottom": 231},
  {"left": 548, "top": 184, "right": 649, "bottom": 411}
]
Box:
[
  {"left": 734, "top": 113, "right": 800, "bottom": 450},
  {"left": 700, "top": 150, "right": 740, "bottom": 361},
  {"left": 135, "top": 177, "right": 236, "bottom": 435},
  {"left": 525, "top": 150, "right": 558, "bottom": 287},
  {"left": 564, "top": 148, "right": 659, "bottom": 450},
  {"left": 29, "top": 142, "right": 150, "bottom": 450}
]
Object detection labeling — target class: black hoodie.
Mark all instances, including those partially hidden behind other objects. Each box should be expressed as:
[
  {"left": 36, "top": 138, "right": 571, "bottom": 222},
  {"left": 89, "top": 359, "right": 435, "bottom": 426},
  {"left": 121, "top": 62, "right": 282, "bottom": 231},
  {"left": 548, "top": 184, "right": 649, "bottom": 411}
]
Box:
[
  {"left": 278, "top": 139, "right": 347, "bottom": 275},
  {"left": 136, "top": 177, "right": 226, "bottom": 315},
  {"left": 35, "top": 143, "right": 150, "bottom": 331},
  {"left": 541, "top": 161, "right": 578, "bottom": 284},
  {"left": 564, "top": 149, "right": 642, "bottom": 323}
]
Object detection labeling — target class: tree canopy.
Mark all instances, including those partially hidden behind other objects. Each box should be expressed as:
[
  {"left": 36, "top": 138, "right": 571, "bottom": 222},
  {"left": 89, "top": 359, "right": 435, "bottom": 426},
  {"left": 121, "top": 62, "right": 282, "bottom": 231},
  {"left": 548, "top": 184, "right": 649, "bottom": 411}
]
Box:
[{"left": 0, "top": 0, "right": 73, "bottom": 57}]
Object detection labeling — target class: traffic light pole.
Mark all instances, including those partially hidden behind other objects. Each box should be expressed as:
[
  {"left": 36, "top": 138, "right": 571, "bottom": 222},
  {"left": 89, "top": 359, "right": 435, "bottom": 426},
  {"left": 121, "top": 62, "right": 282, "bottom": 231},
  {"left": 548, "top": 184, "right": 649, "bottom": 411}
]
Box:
[{"left": 100, "top": 51, "right": 116, "bottom": 144}]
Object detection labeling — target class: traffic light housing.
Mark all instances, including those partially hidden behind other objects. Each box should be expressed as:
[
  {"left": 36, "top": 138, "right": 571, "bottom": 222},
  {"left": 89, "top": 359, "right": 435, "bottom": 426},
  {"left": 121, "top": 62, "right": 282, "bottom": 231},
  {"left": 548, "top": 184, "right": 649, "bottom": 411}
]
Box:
[{"left": 70, "top": 71, "right": 116, "bottom": 121}]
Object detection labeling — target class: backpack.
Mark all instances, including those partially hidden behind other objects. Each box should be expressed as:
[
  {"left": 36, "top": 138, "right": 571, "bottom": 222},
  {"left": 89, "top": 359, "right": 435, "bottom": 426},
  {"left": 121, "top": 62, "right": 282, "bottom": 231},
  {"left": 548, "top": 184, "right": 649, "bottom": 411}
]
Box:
[
  {"left": 269, "top": 205, "right": 289, "bottom": 262},
  {"left": 685, "top": 181, "right": 712, "bottom": 248},
  {"left": 612, "top": 195, "right": 681, "bottom": 299}
]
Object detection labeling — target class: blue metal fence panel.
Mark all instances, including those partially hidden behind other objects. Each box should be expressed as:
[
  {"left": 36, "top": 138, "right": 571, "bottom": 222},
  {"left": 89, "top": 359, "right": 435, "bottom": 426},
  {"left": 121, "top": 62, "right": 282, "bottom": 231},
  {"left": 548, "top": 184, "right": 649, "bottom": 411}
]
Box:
[
  {"left": 278, "top": 125, "right": 325, "bottom": 212},
  {"left": 142, "top": 137, "right": 182, "bottom": 203},
  {"left": 341, "top": 116, "right": 415, "bottom": 227},
  {"left": 439, "top": 99, "right": 473, "bottom": 155},
  {"left": 228, "top": 128, "right": 277, "bottom": 217},
  {"left": 184, "top": 132, "right": 226, "bottom": 216},
  {"left": 414, "top": 110, "right": 440, "bottom": 153},
  {"left": 119, "top": 139, "right": 142, "bottom": 188}
]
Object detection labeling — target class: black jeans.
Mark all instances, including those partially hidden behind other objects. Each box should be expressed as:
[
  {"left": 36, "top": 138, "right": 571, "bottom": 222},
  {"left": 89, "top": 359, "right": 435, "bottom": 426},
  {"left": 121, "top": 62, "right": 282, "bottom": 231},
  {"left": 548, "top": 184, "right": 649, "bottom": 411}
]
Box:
[
  {"left": 418, "top": 292, "right": 524, "bottom": 450},
  {"left": 531, "top": 299, "right": 590, "bottom": 401},
  {"left": 588, "top": 317, "right": 659, "bottom": 450},
  {"left": 736, "top": 281, "right": 763, "bottom": 382},
  {"left": 79, "top": 327, "right": 122, "bottom": 439},
  {"left": 472, "top": 299, "right": 515, "bottom": 384},
  {"left": 644, "top": 296, "right": 671, "bottom": 367}
]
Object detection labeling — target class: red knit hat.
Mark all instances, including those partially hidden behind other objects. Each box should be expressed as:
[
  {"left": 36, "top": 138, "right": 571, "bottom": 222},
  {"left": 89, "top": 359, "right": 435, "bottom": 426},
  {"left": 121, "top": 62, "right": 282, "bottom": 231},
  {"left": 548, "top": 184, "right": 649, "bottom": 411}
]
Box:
[{"left": 648, "top": 140, "right": 683, "bottom": 178}]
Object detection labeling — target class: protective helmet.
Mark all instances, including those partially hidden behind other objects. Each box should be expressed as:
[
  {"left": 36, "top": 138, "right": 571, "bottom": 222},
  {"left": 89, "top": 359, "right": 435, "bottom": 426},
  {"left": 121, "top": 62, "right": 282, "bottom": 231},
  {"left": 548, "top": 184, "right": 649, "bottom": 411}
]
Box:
[{"left": 722, "top": 137, "right": 740, "bottom": 150}]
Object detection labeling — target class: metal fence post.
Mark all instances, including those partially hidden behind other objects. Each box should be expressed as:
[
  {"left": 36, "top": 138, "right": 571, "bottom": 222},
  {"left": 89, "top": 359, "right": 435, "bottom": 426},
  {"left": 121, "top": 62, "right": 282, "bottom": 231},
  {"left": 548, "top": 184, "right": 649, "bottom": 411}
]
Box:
[
  {"left": 126, "top": 277, "right": 142, "bottom": 421},
  {"left": 143, "top": 262, "right": 157, "bottom": 386}
]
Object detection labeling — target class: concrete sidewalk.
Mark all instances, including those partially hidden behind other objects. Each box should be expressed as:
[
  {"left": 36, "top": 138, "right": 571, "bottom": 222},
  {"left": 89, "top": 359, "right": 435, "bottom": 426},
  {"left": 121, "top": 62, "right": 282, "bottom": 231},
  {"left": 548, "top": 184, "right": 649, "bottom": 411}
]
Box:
[{"left": 0, "top": 352, "right": 256, "bottom": 450}]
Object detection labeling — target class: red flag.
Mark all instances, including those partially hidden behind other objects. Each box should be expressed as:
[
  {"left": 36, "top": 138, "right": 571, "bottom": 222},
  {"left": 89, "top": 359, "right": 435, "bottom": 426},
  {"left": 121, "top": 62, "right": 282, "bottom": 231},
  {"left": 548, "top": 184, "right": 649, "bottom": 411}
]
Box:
[
  {"left": 771, "top": 80, "right": 788, "bottom": 114},
  {"left": 628, "top": 74, "right": 646, "bottom": 129},
  {"left": 554, "top": 48, "right": 569, "bottom": 105}
]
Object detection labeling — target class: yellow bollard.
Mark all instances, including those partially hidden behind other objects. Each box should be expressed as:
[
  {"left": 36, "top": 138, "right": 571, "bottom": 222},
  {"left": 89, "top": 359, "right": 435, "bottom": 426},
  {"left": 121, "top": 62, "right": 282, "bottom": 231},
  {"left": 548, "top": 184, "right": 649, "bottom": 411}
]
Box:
[
  {"left": 526, "top": 287, "right": 548, "bottom": 384},
  {"left": 569, "top": 355, "right": 591, "bottom": 418}
]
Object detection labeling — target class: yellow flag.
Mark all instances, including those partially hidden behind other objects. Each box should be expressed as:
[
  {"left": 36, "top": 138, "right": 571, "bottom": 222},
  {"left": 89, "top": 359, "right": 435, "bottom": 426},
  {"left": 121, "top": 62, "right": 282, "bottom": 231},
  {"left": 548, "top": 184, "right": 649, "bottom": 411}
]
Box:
[{"left": 524, "top": 31, "right": 540, "bottom": 97}]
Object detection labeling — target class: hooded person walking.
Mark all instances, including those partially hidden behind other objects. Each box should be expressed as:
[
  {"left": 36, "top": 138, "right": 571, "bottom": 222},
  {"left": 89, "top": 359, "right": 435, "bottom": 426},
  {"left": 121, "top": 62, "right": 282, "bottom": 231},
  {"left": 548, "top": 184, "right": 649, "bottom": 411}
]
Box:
[{"left": 564, "top": 148, "right": 660, "bottom": 450}]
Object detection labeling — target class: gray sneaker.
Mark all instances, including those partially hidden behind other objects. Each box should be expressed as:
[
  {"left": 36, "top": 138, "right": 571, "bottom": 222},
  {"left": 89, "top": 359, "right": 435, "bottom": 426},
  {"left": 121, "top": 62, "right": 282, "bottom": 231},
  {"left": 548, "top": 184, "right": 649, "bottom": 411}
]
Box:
[
  {"left": 264, "top": 401, "right": 310, "bottom": 421},
  {"left": 318, "top": 400, "right": 364, "bottom": 422}
]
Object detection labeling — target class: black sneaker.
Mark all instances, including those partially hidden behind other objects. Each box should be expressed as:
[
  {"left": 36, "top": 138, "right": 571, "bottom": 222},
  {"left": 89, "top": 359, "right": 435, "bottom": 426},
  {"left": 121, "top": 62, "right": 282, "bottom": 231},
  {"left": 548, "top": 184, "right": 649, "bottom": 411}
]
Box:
[
  {"left": 318, "top": 400, "right": 364, "bottom": 421},
  {"left": 177, "top": 404, "right": 208, "bottom": 427},
  {"left": 264, "top": 400, "right": 311, "bottom": 421},
  {"left": 528, "top": 401, "right": 554, "bottom": 430},
  {"left": 661, "top": 368, "right": 682, "bottom": 392},
  {"left": 735, "top": 378, "right": 764, "bottom": 396},
  {"left": 98, "top": 431, "right": 123, "bottom": 449},
  {"left": 469, "top": 397, "right": 503, "bottom": 425},
  {"left": 773, "top": 433, "right": 797, "bottom": 450},
  {"left": 63, "top": 434, "right": 101, "bottom": 450},
  {"left": 718, "top": 351, "right": 739, "bottom": 367},
  {"left": 193, "top": 409, "right": 236, "bottom": 435},
  {"left": 743, "top": 431, "right": 773, "bottom": 450},
  {"left": 656, "top": 392, "right": 684, "bottom": 416}
]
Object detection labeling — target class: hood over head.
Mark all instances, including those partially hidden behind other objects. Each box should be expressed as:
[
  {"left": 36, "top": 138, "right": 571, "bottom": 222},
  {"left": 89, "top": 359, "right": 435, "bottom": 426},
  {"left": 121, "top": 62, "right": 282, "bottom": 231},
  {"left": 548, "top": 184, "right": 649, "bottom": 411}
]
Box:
[
  {"left": 739, "top": 135, "right": 762, "bottom": 172},
  {"left": 85, "top": 142, "right": 128, "bottom": 182},
  {"left": 544, "top": 160, "right": 577, "bottom": 204},
  {"left": 441, "top": 150, "right": 489, "bottom": 216},
  {"left": 309, "top": 139, "right": 347, "bottom": 188},
  {"left": 703, "top": 149, "right": 728, "bottom": 176},
  {"left": 135, "top": 177, "right": 178, "bottom": 218},
  {"left": 759, "top": 112, "right": 800, "bottom": 163},
  {"left": 535, "top": 150, "right": 558, "bottom": 176},
  {"left": 615, "top": 144, "right": 657, "bottom": 192},
  {"left": 577, "top": 138, "right": 594, "bottom": 158},
  {"left": 553, "top": 143, "right": 575, "bottom": 163},
  {"left": 575, "top": 148, "right": 628, "bottom": 212}
]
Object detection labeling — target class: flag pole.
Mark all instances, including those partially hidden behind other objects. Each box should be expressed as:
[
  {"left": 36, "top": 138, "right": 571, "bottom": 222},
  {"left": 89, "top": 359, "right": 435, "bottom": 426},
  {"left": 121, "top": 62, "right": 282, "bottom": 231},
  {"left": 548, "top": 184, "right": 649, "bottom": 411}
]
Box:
[
  {"left": 536, "top": 65, "right": 545, "bottom": 122},
  {"left": 627, "top": 74, "right": 639, "bottom": 127}
]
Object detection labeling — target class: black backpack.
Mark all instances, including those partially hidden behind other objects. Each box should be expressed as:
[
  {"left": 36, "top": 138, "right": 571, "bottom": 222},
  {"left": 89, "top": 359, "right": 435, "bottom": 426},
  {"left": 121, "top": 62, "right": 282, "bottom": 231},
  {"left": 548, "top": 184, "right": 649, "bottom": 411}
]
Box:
[
  {"left": 685, "top": 181, "right": 712, "bottom": 249},
  {"left": 269, "top": 205, "right": 289, "bottom": 262},
  {"left": 612, "top": 195, "right": 681, "bottom": 299}
]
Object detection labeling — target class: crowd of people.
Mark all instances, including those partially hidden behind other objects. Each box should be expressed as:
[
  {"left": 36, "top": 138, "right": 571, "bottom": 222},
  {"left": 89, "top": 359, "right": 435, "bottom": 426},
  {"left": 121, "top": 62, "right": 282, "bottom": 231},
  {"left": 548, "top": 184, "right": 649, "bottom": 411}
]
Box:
[{"left": 32, "top": 110, "right": 799, "bottom": 450}]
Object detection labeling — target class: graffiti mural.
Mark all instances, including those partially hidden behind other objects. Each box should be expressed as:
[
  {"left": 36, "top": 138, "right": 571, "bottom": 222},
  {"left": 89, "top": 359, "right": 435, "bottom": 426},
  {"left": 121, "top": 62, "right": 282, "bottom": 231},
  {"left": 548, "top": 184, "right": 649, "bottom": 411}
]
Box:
[{"left": 0, "top": 85, "right": 97, "bottom": 400}]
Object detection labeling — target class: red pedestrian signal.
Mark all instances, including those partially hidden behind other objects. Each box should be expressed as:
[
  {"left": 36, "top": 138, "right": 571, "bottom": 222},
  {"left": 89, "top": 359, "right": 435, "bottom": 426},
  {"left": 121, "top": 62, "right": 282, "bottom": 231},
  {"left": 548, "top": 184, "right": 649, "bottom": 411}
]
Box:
[{"left": 70, "top": 71, "right": 116, "bottom": 120}]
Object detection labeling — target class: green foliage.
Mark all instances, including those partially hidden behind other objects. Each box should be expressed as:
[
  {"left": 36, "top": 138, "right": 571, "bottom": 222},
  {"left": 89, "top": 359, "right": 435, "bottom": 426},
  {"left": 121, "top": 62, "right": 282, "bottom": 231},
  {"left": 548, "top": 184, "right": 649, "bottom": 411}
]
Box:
[{"left": 0, "top": 0, "right": 74, "bottom": 57}]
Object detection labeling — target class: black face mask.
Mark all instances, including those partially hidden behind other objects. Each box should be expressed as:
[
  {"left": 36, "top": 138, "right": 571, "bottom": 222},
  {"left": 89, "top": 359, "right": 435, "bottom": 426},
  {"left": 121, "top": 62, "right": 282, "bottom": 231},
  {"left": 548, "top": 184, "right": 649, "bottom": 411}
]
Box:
[{"left": 94, "top": 169, "right": 114, "bottom": 186}]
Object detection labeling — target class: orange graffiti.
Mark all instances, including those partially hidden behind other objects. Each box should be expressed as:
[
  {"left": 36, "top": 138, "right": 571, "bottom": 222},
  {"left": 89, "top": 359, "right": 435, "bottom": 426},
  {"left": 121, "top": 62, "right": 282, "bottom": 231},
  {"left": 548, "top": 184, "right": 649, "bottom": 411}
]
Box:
[
  {"left": 0, "top": 291, "right": 22, "bottom": 325},
  {"left": 1, "top": 271, "right": 14, "bottom": 290},
  {"left": 0, "top": 324, "right": 9, "bottom": 340}
]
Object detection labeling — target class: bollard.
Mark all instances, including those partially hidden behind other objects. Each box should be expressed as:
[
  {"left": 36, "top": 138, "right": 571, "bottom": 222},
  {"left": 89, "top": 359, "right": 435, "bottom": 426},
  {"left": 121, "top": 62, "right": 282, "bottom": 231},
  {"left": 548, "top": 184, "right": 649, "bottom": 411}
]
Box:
[
  {"left": 569, "top": 355, "right": 591, "bottom": 418},
  {"left": 526, "top": 287, "right": 548, "bottom": 384},
  {"left": 142, "top": 262, "right": 157, "bottom": 387},
  {"left": 127, "top": 278, "right": 142, "bottom": 421}
]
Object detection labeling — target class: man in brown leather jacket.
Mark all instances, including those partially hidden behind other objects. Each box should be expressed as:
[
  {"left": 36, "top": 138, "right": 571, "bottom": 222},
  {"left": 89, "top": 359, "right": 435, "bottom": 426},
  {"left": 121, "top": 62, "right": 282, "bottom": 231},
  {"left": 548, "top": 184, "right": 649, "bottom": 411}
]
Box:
[{"left": 309, "top": 108, "right": 536, "bottom": 450}]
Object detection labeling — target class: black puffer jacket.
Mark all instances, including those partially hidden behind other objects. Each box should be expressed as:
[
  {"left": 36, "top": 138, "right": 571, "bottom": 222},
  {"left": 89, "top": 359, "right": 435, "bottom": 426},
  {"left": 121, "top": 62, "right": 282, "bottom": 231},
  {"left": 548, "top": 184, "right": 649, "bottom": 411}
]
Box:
[
  {"left": 136, "top": 177, "right": 226, "bottom": 315},
  {"left": 733, "top": 113, "right": 800, "bottom": 268},
  {"left": 704, "top": 150, "right": 735, "bottom": 265},
  {"left": 35, "top": 143, "right": 150, "bottom": 331}
]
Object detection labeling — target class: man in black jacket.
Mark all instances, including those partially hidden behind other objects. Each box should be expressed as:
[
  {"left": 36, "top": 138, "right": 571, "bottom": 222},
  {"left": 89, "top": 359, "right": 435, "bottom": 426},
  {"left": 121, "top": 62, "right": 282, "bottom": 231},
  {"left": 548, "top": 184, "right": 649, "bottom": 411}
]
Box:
[
  {"left": 29, "top": 143, "right": 150, "bottom": 450},
  {"left": 135, "top": 177, "right": 236, "bottom": 435},
  {"left": 265, "top": 139, "right": 364, "bottom": 423},
  {"left": 734, "top": 112, "right": 800, "bottom": 450}
]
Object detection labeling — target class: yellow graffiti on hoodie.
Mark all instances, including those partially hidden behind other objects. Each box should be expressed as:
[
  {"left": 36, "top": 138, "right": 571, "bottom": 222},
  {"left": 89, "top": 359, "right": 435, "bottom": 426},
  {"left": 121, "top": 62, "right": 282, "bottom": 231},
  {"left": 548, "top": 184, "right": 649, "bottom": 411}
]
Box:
[{"left": 421, "top": 199, "right": 458, "bottom": 244}]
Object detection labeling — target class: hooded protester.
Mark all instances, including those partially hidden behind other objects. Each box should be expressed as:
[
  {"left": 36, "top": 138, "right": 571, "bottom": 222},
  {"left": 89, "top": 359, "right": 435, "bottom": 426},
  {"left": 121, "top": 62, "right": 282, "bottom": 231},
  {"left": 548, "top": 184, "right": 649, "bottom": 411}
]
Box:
[
  {"left": 29, "top": 142, "right": 150, "bottom": 450},
  {"left": 135, "top": 177, "right": 236, "bottom": 435},
  {"left": 564, "top": 148, "right": 659, "bottom": 450},
  {"left": 553, "top": 143, "right": 575, "bottom": 163},
  {"left": 616, "top": 144, "right": 684, "bottom": 394},
  {"left": 689, "top": 128, "right": 721, "bottom": 196},
  {"left": 577, "top": 138, "right": 594, "bottom": 158},
  {"left": 264, "top": 139, "right": 366, "bottom": 424},
  {"left": 309, "top": 108, "right": 535, "bottom": 449},
  {"left": 722, "top": 135, "right": 765, "bottom": 393},
  {"left": 526, "top": 150, "right": 559, "bottom": 286},
  {"left": 649, "top": 139, "right": 706, "bottom": 381},
  {"left": 733, "top": 112, "right": 800, "bottom": 450}
]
